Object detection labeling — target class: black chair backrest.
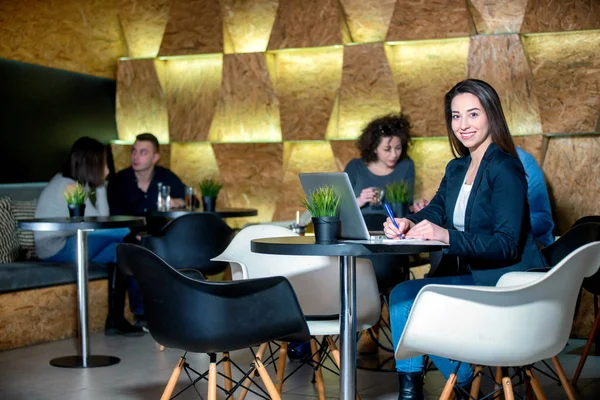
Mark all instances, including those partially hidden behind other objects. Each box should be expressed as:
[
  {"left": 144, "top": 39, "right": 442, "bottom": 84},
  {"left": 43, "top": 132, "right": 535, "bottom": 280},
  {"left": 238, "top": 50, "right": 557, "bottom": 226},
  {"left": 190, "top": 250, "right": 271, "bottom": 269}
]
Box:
[
  {"left": 143, "top": 213, "right": 234, "bottom": 275},
  {"left": 573, "top": 216, "right": 600, "bottom": 227},
  {"left": 117, "top": 244, "right": 310, "bottom": 353},
  {"left": 542, "top": 222, "right": 600, "bottom": 295}
]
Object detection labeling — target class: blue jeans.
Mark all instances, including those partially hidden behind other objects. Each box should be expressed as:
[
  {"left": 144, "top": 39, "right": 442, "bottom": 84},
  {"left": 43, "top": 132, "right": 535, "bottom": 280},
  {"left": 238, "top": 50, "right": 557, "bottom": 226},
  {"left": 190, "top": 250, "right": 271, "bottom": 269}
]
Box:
[
  {"left": 44, "top": 228, "right": 144, "bottom": 316},
  {"left": 45, "top": 228, "right": 130, "bottom": 264},
  {"left": 390, "top": 274, "right": 475, "bottom": 386}
]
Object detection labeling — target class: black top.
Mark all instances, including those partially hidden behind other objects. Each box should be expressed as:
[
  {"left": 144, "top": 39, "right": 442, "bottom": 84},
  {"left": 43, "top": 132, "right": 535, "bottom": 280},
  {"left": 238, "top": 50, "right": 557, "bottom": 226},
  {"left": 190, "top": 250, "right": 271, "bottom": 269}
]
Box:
[
  {"left": 107, "top": 166, "right": 186, "bottom": 216},
  {"left": 344, "top": 157, "right": 415, "bottom": 215},
  {"left": 18, "top": 216, "right": 146, "bottom": 232},
  {"left": 251, "top": 236, "right": 445, "bottom": 257},
  {"left": 150, "top": 209, "right": 258, "bottom": 219}
]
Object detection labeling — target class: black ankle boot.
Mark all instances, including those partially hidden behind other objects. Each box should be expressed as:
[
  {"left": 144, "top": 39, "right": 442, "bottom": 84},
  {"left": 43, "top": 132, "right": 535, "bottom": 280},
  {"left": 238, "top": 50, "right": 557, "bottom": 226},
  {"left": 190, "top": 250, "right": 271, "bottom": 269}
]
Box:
[
  {"left": 397, "top": 372, "right": 424, "bottom": 400},
  {"left": 105, "top": 263, "right": 143, "bottom": 337}
]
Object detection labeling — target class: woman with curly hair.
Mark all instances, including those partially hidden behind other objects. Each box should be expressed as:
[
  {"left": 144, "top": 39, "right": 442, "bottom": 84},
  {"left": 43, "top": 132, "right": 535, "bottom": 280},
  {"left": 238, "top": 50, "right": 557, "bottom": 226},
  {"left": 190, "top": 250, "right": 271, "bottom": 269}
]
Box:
[{"left": 345, "top": 113, "right": 415, "bottom": 217}]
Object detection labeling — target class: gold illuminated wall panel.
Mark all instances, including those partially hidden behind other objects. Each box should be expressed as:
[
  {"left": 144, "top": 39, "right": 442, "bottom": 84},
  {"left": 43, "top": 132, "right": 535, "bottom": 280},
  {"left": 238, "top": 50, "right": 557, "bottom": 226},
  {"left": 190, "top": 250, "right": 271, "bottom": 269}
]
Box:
[
  {"left": 116, "top": 59, "right": 169, "bottom": 143},
  {"left": 385, "top": 38, "right": 469, "bottom": 137},
  {"left": 221, "top": 0, "right": 278, "bottom": 54},
  {"left": 467, "top": 0, "right": 529, "bottom": 34},
  {"left": 468, "top": 34, "right": 543, "bottom": 136},
  {"left": 118, "top": 0, "right": 171, "bottom": 58},
  {"left": 523, "top": 31, "right": 600, "bottom": 134},
  {"left": 208, "top": 53, "right": 281, "bottom": 143},
  {"left": 163, "top": 56, "right": 223, "bottom": 142},
  {"left": 521, "top": 0, "right": 600, "bottom": 33},
  {"left": 386, "top": 0, "right": 472, "bottom": 41},
  {"left": 335, "top": 43, "right": 400, "bottom": 140},
  {"left": 269, "top": 47, "right": 344, "bottom": 141},
  {"left": 340, "top": 0, "right": 396, "bottom": 43}
]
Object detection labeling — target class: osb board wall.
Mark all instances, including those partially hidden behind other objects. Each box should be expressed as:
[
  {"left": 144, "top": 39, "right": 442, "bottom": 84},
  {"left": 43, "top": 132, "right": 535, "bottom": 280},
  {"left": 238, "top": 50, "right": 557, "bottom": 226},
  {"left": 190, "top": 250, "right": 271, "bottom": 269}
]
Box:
[{"left": 0, "top": 281, "right": 109, "bottom": 350}]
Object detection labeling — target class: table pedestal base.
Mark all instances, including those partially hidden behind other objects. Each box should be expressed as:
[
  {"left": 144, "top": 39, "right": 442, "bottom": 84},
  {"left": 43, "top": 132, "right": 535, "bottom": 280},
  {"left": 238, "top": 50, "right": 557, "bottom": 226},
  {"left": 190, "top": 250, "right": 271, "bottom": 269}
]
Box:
[{"left": 50, "top": 355, "right": 120, "bottom": 368}]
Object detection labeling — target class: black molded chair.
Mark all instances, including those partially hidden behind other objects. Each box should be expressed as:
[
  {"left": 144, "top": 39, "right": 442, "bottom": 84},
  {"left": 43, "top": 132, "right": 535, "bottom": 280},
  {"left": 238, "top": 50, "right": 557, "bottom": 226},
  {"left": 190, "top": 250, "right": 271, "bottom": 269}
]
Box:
[
  {"left": 142, "top": 213, "right": 235, "bottom": 277},
  {"left": 117, "top": 244, "right": 310, "bottom": 400}
]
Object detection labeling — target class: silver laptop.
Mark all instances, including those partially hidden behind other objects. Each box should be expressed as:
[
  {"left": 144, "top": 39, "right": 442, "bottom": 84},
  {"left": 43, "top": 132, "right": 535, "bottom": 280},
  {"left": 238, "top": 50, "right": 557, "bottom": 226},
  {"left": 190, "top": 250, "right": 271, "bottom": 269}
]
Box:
[{"left": 299, "top": 172, "right": 386, "bottom": 240}]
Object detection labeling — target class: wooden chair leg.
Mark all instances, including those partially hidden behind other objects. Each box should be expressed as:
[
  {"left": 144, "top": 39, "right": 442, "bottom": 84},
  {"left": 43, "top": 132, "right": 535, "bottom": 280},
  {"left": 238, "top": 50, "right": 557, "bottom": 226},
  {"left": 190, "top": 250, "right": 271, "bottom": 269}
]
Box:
[
  {"left": 255, "top": 357, "right": 282, "bottom": 400},
  {"left": 238, "top": 343, "right": 268, "bottom": 400},
  {"left": 224, "top": 351, "right": 233, "bottom": 393},
  {"left": 573, "top": 309, "right": 600, "bottom": 385},
  {"left": 208, "top": 356, "right": 217, "bottom": 400},
  {"left": 440, "top": 373, "right": 458, "bottom": 400},
  {"left": 525, "top": 368, "right": 547, "bottom": 400},
  {"left": 551, "top": 356, "right": 576, "bottom": 400},
  {"left": 160, "top": 357, "right": 185, "bottom": 400},
  {"left": 494, "top": 367, "right": 504, "bottom": 400},
  {"left": 502, "top": 377, "right": 515, "bottom": 400},
  {"left": 470, "top": 366, "right": 483, "bottom": 400},
  {"left": 310, "top": 338, "right": 326, "bottom": 400},
  {"left": 275, "top": 342, "right": 288, "bottom": 393}
]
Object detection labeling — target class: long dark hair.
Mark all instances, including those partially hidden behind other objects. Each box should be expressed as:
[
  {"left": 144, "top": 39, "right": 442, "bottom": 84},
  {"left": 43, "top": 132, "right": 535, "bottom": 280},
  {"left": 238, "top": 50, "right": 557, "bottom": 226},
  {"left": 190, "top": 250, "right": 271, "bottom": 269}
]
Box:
[
  {"left": 444, "top": 79, "right": 517, "bottom": 158},
  {"left": 357, "top": 113, "right": 412, "bottom": 163},
  {"left": 61, "top": 137, "right": 106, "bottom": 188}
]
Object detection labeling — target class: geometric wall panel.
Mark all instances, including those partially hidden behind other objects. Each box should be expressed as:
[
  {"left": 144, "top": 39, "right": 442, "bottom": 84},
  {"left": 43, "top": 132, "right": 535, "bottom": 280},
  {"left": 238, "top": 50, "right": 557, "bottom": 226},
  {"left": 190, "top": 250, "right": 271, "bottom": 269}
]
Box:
[
  {"left": 164, "top": 56, "right": 223, "bottom": 142},
  {"left": 512, "top": 135, "right": 545, "bottom": 166},
  {"left": 330, "top": 140, "right": 360, "bottom": 172},
  {"left": 0, "top": 0, "right": 125, "bottom": 78},
  {"left": 116, "top": 59, "right": 169, "bottom": 142},
  {"left": 222, "top": 0, "right": 278, "bottom": 54},
  {"left": 213, "top": 143, "right": 284, "bottom": 227},
  {"left": 208, "top": 53, "right": 281, "bottom": 142},
  {"left": 386, "top": 38, "right": 469, "bottom": 137},
  {"left": 270, "top": 47, "right": 343, "bottom": 141},
  {"left": 339, "top": 0, "right": 396, "bottom": 43},
  {"left": 467, "top": 0, "right": 528, "bottom": 34},
  {"left": 334, "top": 43, "right": 400, "bottom": 140},
  {"left": 118, "top": 0, "right": 171, "bottom": 58},
  {"left": 273, "top": 142, "right": 338, "bottom": 221},
  {"left": 408, "top": 139, "right": 454, "bottom": 202},
  {"left": 468, "top": 34, "right": 543, "bottom": 136},
  {"left": 268, "top": 0, "right": 343, "bottom": 50},
  {"left": 521, "top": 0, "right": 600, "bottom": 33},
  {"left": 169, "top": 142, "right": 220, "bottom": 196},
  {"left": 158, "top": 0, "right": 223, "bottom": 56},
  {"left": 110, "top": 143, "right": 171, "bottom": 174},
  {"left": 386, "top": 0, "right": 472, "bottom": 42},
  {"left": 542, "top": 136, "right": 600, "bottom": 234},
  {"left": 523, "top": 32, "right": 600, "bottom": 134}
]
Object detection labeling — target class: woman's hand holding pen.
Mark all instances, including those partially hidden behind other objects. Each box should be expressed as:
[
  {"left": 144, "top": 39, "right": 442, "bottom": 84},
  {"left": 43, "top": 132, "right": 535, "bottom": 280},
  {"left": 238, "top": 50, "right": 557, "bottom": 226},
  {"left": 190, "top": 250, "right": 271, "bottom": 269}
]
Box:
[
  {"left": 384, "top": 217, "right": 414, "bottom": 239},
  {"left": 406, "top": 220, "right": 449, "bottom": 244}
]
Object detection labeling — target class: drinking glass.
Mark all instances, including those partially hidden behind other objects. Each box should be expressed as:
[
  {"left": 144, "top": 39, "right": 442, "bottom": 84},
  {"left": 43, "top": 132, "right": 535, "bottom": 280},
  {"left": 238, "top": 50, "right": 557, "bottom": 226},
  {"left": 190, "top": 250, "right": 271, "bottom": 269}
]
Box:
[
  {"left": 160, "top": 185, "right": 171, "bottom": 211},
  {"left": 372, "top": 187, "right": 384, "bottom": 206},
  {"left": 185, "top": 186, "right": 194, "bottom": 211}
]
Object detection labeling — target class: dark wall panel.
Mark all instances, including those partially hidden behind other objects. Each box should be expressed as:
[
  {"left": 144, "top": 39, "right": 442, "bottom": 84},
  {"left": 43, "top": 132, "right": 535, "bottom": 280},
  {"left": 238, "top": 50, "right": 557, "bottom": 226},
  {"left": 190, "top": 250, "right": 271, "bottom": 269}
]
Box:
[{"left": 1, "top": 58, "right": 119, "bottom": 183}]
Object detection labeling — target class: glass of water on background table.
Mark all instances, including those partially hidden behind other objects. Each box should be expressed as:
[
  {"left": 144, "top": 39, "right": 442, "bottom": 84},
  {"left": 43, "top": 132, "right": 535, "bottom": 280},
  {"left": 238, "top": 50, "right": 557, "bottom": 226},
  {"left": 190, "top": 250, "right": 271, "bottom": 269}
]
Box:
[{"left": 160, "top": 185, "right": 171, "bottom": 211}]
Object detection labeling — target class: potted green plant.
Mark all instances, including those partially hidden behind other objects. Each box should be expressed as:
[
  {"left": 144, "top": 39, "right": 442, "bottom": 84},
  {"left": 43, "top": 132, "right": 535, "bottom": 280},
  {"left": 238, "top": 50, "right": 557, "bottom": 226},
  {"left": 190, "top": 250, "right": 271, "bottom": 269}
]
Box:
[
  {"left": 199, "top": 178, "right": 223, "bottom": 212},
  {"left": 385, "top": 180, "right": 411, "bottom": 218},
  {"left": 301, "top": 185, "right": 341, "bottom": 243},
  {"left": 63, "top": 183, "right": 89, "bottom": 218}
]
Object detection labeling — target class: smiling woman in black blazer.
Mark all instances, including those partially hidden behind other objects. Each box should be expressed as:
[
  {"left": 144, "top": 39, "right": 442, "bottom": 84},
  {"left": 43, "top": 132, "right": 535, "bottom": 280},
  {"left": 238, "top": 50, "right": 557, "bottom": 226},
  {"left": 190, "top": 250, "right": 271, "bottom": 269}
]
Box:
[{"left": 384, "top": 79, "right": 547, "bottom": 400}]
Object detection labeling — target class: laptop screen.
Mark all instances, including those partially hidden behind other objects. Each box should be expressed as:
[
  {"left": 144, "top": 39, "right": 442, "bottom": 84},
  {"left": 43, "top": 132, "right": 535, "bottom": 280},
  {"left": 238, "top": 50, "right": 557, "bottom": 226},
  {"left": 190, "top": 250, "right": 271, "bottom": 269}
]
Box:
[{"left": 299, "top": 172, "right": 372, "bottom": 240}]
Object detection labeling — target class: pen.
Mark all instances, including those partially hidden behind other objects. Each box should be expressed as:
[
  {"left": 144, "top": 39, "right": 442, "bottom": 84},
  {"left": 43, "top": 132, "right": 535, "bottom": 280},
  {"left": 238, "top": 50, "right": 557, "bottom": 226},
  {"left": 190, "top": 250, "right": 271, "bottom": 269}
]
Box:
[{"left": 384, "top": 203, "right": 405, "bottom": 239}]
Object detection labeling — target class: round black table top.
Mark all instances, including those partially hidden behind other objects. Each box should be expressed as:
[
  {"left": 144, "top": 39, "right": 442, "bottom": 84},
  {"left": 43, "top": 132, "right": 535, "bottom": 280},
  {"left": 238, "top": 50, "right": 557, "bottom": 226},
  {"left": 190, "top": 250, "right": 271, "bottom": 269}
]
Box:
[
  {"left": 251, "top": 236, "right": 446, "bottom": 257},
  {"left": 150, "top": 208, "right": 258, "bottom": 219},
  {"left": 18, "top": 216, "right": 146, "bottom": 232}
]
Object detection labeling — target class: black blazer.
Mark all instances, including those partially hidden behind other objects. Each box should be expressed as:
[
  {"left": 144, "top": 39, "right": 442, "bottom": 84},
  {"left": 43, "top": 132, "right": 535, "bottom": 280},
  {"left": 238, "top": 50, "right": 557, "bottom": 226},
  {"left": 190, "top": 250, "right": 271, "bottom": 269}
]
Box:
[{"left": 409, "top": 143, "right": 547, "bottom": 286}]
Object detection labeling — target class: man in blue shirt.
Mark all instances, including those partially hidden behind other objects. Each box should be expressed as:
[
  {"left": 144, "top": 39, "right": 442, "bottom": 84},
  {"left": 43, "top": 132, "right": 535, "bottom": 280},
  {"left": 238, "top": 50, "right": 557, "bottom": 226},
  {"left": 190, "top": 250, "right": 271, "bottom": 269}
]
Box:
[
  {"left": 411, "top": 147, "right": 555, "bottom": 247},
  {"left": 516, "top": 147, "right": 555, "bottom": 247}
]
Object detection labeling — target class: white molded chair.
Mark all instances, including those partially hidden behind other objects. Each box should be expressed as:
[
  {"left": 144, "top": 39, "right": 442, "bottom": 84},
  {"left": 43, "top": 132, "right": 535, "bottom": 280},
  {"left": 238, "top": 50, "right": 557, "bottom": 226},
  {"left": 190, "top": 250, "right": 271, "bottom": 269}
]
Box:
[
  {"left": 212, "top": 224, "right": 380, "bottom": 399},
  {"left": 395, "top": 241, "right": 600, "bottom": 400}
]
